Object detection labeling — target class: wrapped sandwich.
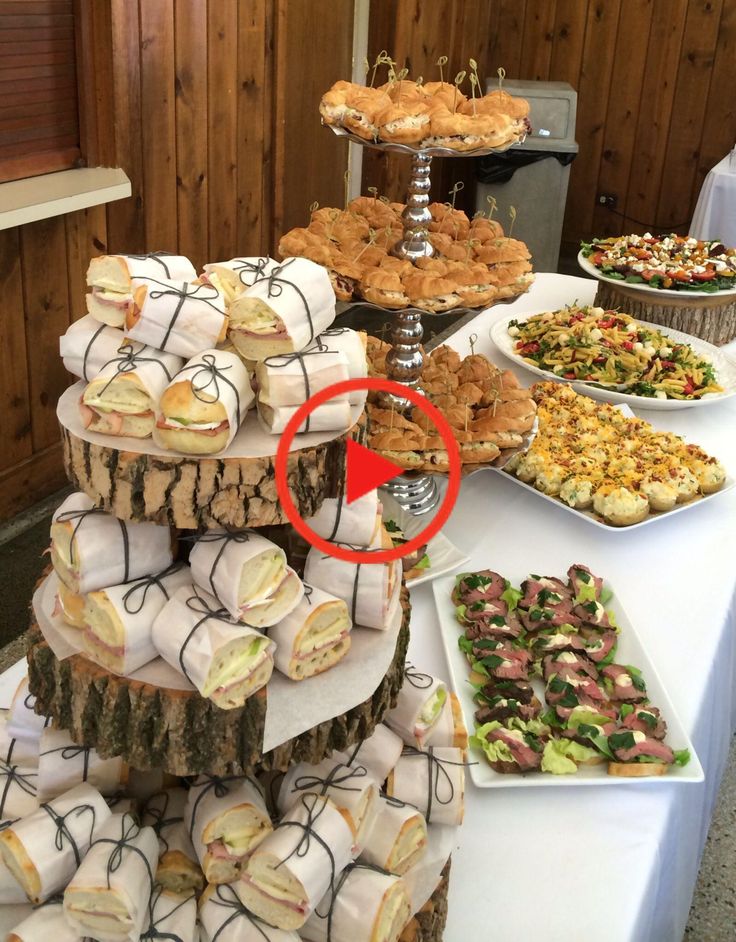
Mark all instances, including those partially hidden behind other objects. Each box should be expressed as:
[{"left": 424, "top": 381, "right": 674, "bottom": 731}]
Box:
[
  {"left": 154, "top": 349, "right": 254, "bottom": 454},
  {"left": 151, "top": 584, "right": 274, "bottom": 708},
  {"left": 359, "top": 795, "right": 427, "bottom": 876},
  {"left": 316, "top": 327, "right": 368, "bottom": 403},
  {"left": 237, "top": 793, "right": 354, "bottom": 931},
  {"left": 0, "top": 781, "right": 111, "bottom": 902},
  {"left": 385, "top": 667, "right": 448, "bottom": 748},
  {"left": 86, "top": 253, "right": 196, "bottom": 326},
  {"left": 425, "top": 692, "right": 469, "bottom": 750},
  {"left": 50, "top": 491, "right": 174, "bottom": 594},
  {"left": 333, "top": 723, "right": 404, "bottom": 786},
  {"left": 256, "top": 346, "right": 350, "bottom": 410},
  {"left": 7, "top": 900, "right": 81, "bottom": 942},
  {"left": 301, "top": 863, "right": 412, "bottom": 942},
  {"left": 38, "top": 728, "right": 126, "bottom": 801},
  {"left": 60, "top": 314, "right": 126, "bottom": 381},
  {"left": 189, "top": 529, "right": 302, "bottom": 626},
  {"left": 304, "top": 546, "right": 401, "bottom": 630},
  {"left": 141, "top": 788, "right": 203, "bottom": 895},
  {"left": 386, "top": 747, "right": 465, "bottom": 827},
  {"left": 257, "top": 397, "right": 353, "bottom": 435},
  {"left": 6, "top": 677, "right": 49, "bottom": 744},
  {"left": 142, "top": 886, "right": 198, "bottom": 942},
  {"left": 268, "top": 584, "right": 351, "bottom": 680},
  {"left": 79, "top": 342, "right": 183, "bottom": 438},
  {"left": 0, "top": 715, "right": 40, "bottom": 768},
  {"left": 185, "top": 774, "right": 272, "bottom": 883},
  {"left": 63, "top": 812, "right": 159, "bottom": 941},
  {"left": 126, "top": 276, "right": 228, "bottom": 358},
  {"left": 200, "top": 882, "right": 302, "bottom": 942},
  {"left": 202, "top": 256, "right": 280, "bottom": 303},
  {"left": 305, "top": 489, "right": 381, "bottom": 547},
  {"left": 82, "top": 562, "right": 192, "bottom": 675},
  {"left": 0, "top": 855, "right": 33, "bottom": 905},
  {"left": 228, "top": 257, "right": 336, "bottom": 361},
  {"left": 276, "top": 758, "right": 379, "bottom": 851}
]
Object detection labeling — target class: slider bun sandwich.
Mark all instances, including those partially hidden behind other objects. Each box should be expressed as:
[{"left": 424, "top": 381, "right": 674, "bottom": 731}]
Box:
[
  {"left": 361, "top": 269, "right": 409, "bottom": 309},
  {"left": 156, "top": 380, "right": 232, "bottom": 454},
  {"left": 377, "top": 102, "right": 431, "bottom": 145},
  {"left": 86, "top": 254, "right": 196, "bottom": 326},
  {"left": 402, "top": 271, "right": 461, "bottom": 313}
]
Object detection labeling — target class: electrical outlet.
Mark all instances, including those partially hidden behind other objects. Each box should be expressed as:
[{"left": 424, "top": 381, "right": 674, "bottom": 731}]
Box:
[{"left": 598, "top": 193, "right": 617, "bottom": 209}]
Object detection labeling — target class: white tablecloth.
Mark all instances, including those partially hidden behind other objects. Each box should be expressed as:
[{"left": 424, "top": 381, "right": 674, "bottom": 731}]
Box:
[
  {"left": 690, "top": 151, "right": 736, "bottom": 244},
  {"left": 407, "top": 274, "right": 736, "bottom": 942}
]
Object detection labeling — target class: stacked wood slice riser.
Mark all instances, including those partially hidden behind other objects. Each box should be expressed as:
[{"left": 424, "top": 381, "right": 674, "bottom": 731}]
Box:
[
  {"left": 27, "top": 587, "right": 410, "bottom": 777},
  {"left": 61, "top": 418, "right": 366, "bottom": 528},
  {"left": 594, "top": 282, "right": 736, "bottom": 346}
]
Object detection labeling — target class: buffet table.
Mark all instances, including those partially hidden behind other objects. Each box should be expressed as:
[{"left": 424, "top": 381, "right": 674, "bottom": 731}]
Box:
[{"left": 407, "top": 273, "right": 736, "bottom": 942}]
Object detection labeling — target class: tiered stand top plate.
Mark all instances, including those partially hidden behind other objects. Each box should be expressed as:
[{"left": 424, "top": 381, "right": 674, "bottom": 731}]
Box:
[{"left": 327, "top": 123, "right": 524, "bottom": 156}]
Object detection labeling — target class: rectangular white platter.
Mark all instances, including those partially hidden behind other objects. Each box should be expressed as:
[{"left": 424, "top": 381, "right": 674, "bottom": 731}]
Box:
[
  {"left": 494, "top": 467, "right": 736, "bottom": 531},
  {"left": 432, "top": 573, "right": 704, "bottom": 787}
]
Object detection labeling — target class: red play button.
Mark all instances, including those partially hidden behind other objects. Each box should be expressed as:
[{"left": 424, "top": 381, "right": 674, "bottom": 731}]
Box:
[{"left": 345, "top": 438, "right": 403, "bottom": 504}]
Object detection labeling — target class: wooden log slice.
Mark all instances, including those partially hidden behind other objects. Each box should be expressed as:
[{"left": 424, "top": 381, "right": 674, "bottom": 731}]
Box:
[
  {"left": 26, "top": 587, "right": 410, "bottom": 777},
  {"left": 594, "top": 281, "right": 736, "bottom": 346},
  {"left": 60, "top": 417, "right": 365, "bottom": 529},
  {"left": 399, "top": 860, "right": 451, "bottom": 942}
]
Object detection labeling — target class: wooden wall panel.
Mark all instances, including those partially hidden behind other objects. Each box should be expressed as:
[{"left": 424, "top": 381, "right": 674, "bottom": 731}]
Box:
[{"left": 4, "top": 0, "right": 735, "bottom": 519}]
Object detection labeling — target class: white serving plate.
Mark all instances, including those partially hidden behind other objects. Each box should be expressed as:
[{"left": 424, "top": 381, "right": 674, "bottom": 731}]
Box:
[
  {"left": 432, "top": 573, "right": 704, "bottom": 787},
  {"left": 379, "top": 492, "right": 469, "bottom": 587},
  {"left": 490, "top": 312, "right": 736, "bottom": 410},
  {"left": 494, "top": 468, "right": 735, "bottom": 531},
  {"left": 577, "top": 250, "right": 736, "bottom": 300}
]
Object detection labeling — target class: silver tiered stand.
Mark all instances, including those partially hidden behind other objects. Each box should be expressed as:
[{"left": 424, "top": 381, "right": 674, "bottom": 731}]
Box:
[{"left": 327, "top": 126, "right": 523, "bottom": 514}]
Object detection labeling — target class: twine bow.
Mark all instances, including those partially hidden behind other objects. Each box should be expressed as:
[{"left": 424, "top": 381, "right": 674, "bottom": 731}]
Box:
[
  {"left": 41, "top": 799, "right": 97, "bottom": 867},
  {"left": 0, "top": 762, "right": 37, "bottom": 819},
  {"left": 179, "top": 589, "right": 243, "bottom": 685},
  {"left": 39, "top": 743, "right": 91, "bottom": 784},
  {"left": 137, "top": 278, "right": 225, "bottom": 351},
  {"left": 172, "top": 353, "right": 242, "bottom": 428},
  {"left": 404, "top": 663, "right": 434, "bottom": 689},
  {"left": 95, "top": 342, "right": 174, "bottom": 395},
  {"left": 186, "top": 530, "right": 251, "bottom": 601},
  {"left": 121, "top": 562, "right": 186, "bottom": 615},
  {"left": 253, "top": 259, "right": 317, "bottom": 345},
  {"left": 54, "top": 507, "right": 130, "bottom": 580},
  {"left": 263, "top": 341, "right": 332, "bottom": 432},
  {"left": 399, "top": 747, "right": 471, "bottom": 823},
  {"left": 126, "top": 251, "right": 177, "bottom": 279},
  {"left": 292, "top": 762, "right": 369, "bottom": 797},
  {"left": 209, "top": 883, "right": 272, "bottom": 942}
]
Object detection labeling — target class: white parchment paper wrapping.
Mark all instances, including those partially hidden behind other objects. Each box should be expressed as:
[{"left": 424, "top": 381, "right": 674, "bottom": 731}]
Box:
[
  {"left": 304, "top": 490, "right": 379, "bottom": 547},
  {"left": 60, "top": 314, "right": 127, "bottom": 381},
  {"left": 189, "top": 531, "right": 286, "bottom": 619},
  {"left": 200, "top": 882, "right": 301, "bottom": 942},
  {"left": 0, "top": 717, "right": 39, "bottom": 768},
  {"left": 128, "top": 277, "right": 227, "bottom": 358},
  {"left": 257, "top": 400, "right": 352, "bottom": 435},
  {"left": 7, "top": 900, "right": 80, "bottom": 942},
  {"left": 83, "top": 342, "right": 183, "bottom": 405},
  {"left": 302, "top": 865, "right": 409, "bottom": 942},
  {"left": 204, "top": 256, "right": 280, "bottom": 293},
  {"left": 33, "top": 573, "right": 195, "bottom": 692},
  {"left": 402, "top": 822, "right": 455, "bottom": 915},
  {"left": 387, "top": 748, "right": 465, "bottom": 828},
  {"left": 52, "top": 492, "right": 174, "bottom": 594},
  {"left": 107, "top": 253, "right": 196, "bottom": 285},
  {"left": 154, "top": 349, "right": 255, "bottom": 452},
  {"left": 141, "top": 788, "right": 197, "bottom": 864},
  {"left": 84, "top": 563, "right": 193, "bottom": 676},
  {"left": 359, "top": 794, "right": 427, "bottom": 874},
  {"left": 314, "top": 327, "right": 367, "bottom": 404},
  {"left": 58, "top": 382, "right": 365, "bottom": 459},
  {"left": 143, "top": 887, "right": 198, "bottom": 942},
  {"left": 151, "top": 585, "right": 274, "bottom": 698},
  {"left": 0, "top": 762, "right": 38, "bottom": 820},
  {"left": 63, "top": 813, "right": 158, "bottom": 942},
  {"left": 256, "top": 349, "right": 349, "bottom": 406},
  {"left": 0, "top": 857, "right": 30, "bottom": 905},
  {"left": 6, "top": 678, "right": 48, "bottom": 745},
  {"left": 236, "top": 257, "right": 336, "bottom": 355},
  {"left": 385, "top": 672, "right": 447, "bottom": 748},
  {"left": 262, "top": 584, "right": 402, "bottom": 752},
  {"left": 239, "top": 794, "right": 353, "bottom": 920},
  {"left": 333, "top": 723, "right": 404, "bottom": 786},
  {"left": 37, "top": 728, "right": 125, "bottom": 802},
  {"left": 0, "top": 782, "right": 111, "bottom": 902},
  {"left": 304, "top": 548, "right": 401, "bottom": 630}
]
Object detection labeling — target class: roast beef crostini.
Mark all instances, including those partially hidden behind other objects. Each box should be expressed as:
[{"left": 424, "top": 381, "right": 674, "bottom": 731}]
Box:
[
  {"left": 452, "top": 570, "right": 507, "bottom": 606},
  {"left": 602, "top": 664, "right": 648, "bottom": 702}
]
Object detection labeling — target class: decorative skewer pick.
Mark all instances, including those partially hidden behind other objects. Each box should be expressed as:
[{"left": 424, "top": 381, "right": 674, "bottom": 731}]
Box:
[
  {"left": 497, "top": 66, "right": 506, "bottom": 90},
  {"left": 395, "top": 66, "right": 409, "bottom": 104},
  {"left": 453, "top": 71, "right": 466, "bottom": 113},
  {"left": 309, "top": 200, "right": 319, "bottom": 214},
  {"left": 469, "top": 332, "right": 478, "bottom": 355},
  {"left": 368, "top": 186, "right": 378, "bottom": 204},
  {"left": 343, "top": 169, "right": 351, "bottom": 211},
  {"left": 486, "top": 194, "right": 497, "bottom": 219},
  {"left": 509, "top": 205, "right": 517, "bottom": 236},
  {"left": 370, "top": 50, "right": 389, "bottom": 88},
  {"left": 436, "top": 55, "right": 448, "bottom": 83},
  {"left": 449, "top": 181, "right": 464, "bottom": 209},
  {"left": 468, "top": 58, "right": 481, "bottom": 116},
  {"left": 363, "top": 57, "right": 370, "bottom": 82}
]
